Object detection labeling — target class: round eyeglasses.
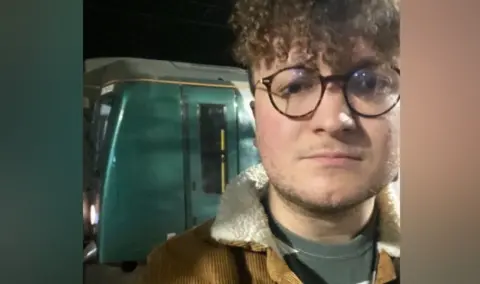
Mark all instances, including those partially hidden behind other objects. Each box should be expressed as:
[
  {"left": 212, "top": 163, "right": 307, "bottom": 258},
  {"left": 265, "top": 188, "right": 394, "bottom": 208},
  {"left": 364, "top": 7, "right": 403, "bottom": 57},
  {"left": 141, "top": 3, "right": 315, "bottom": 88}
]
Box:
[{"left": 257, "top": 63, "right": 400, "bottom": 118}]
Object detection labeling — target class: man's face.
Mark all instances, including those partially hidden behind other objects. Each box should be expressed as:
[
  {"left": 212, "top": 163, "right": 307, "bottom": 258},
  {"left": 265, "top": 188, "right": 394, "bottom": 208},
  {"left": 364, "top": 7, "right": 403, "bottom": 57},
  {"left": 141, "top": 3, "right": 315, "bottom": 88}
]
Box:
[{"left": 252, "top": 49, "right": 400, "bottom": 212}]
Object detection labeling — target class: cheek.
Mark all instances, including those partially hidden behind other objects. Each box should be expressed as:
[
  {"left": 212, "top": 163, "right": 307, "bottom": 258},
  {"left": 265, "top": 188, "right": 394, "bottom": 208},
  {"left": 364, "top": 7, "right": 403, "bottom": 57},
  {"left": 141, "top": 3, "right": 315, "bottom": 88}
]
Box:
[
  {"left": 361, "top": 113, "right": 399, "bottom": 170},
  {"left": 383, "top": 107, "right": 400, "bottom": 155},
  {"left": 255, "top": 99, "right": 297, "bottom": 160}
]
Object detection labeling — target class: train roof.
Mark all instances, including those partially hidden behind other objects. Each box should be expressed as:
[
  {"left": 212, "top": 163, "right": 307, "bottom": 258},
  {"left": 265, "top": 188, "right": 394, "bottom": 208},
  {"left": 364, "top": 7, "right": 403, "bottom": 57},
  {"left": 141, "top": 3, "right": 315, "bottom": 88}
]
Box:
[{"left": 84, "top": 57, "right": 249, "bottom": 88}]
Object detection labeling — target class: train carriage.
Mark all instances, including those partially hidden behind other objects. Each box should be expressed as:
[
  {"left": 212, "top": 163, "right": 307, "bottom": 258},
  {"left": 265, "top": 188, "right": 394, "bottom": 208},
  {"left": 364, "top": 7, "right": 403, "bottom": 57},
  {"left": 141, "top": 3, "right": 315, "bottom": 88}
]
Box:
[{"left": 83, "top": 57, "right": 259, "bottom": 268}]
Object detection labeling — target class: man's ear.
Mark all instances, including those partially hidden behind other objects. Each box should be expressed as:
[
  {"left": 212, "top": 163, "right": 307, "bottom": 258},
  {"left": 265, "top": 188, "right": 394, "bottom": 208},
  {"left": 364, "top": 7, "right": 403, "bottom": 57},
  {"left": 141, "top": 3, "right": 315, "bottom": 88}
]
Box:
[{"left": 249, "top": 100, "right": 257, "bottom": 147}]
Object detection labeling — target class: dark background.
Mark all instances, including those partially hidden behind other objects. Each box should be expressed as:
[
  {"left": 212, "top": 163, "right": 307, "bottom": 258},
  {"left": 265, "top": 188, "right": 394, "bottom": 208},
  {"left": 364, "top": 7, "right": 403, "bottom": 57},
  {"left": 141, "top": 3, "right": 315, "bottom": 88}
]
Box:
[{"left": 84, "top": 0, "right": 238, "bottom": 67}]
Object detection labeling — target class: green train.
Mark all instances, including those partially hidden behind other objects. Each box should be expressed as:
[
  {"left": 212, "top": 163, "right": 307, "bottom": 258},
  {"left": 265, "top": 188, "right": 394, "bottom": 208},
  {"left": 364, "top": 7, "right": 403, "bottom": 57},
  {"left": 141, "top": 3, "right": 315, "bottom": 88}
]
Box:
[{"left": 83, "top": 58, "right": 259, "bottom": 269}]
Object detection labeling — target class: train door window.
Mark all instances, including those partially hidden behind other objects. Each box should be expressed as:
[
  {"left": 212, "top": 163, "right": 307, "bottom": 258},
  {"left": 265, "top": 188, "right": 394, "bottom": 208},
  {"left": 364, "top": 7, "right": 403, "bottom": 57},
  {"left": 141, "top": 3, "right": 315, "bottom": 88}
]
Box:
[
  {"left": 92, "top": 95, "right": 115, "bottom": 169},
  {"left": 199, "top": 104, "right": 228, "bottom": 194}
]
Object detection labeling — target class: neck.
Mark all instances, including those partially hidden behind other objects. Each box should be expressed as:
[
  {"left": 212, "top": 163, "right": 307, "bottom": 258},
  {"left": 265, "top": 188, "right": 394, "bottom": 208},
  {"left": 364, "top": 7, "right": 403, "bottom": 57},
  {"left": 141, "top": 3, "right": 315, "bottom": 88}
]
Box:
[{"left": 268, "top": 188, "right": 376, "bottom": 244}]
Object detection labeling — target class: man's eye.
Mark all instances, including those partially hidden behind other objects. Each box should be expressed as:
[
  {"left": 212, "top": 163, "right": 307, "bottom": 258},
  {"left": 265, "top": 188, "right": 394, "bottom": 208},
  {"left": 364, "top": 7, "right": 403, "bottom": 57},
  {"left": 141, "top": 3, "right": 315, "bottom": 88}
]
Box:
[
  {"left": 278, "top": 80, "right": 315, "bottom": 97},
  {"left": 348, "top": 70, "right": 385, "bottom": 95},
  {"left": 285, "top": 83, "right": 304, "bottom": 94}
]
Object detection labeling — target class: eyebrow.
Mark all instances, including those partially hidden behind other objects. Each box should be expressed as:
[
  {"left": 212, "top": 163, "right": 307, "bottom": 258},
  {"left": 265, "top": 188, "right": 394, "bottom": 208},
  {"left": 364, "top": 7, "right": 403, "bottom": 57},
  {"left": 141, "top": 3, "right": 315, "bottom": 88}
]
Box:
[
  {"left": 274, "top": 51, "right": 316, "bottom": 68},
  {"left": 346, "top": 56, "right": 382, "bottom": 70},
  {"left": 264, "top": 54, "right": 392, "bottom": 81},
  {"left": 272, "top": 59, "right": 318, "bottom": 74}
]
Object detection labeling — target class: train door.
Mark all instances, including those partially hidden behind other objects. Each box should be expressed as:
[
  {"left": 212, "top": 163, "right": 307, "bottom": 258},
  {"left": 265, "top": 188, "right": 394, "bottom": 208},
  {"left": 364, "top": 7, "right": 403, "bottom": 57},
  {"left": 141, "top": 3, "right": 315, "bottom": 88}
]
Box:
[{"left": 182, "top": 86, "right": 239, "bottom": 228}]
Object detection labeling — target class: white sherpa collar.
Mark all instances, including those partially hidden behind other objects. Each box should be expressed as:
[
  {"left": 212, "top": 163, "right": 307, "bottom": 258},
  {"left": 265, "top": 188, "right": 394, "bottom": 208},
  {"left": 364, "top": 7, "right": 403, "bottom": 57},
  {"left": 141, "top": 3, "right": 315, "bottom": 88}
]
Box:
[{"left": 211, "top": 164, "right": 400, "bottom": 257}]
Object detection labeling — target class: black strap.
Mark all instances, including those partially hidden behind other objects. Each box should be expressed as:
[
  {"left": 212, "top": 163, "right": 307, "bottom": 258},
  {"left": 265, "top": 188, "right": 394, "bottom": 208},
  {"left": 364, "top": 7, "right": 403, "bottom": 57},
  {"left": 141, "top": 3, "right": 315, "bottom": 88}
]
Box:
[{"left": 231, "top": 246, "right": 252, "bottom": 284}]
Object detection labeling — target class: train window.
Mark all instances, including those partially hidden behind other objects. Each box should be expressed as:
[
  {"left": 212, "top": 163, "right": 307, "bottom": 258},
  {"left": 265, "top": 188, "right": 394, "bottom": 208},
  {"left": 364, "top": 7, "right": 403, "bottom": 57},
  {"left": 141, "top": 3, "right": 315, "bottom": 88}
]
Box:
[
  {"left": 92, "top": 95, "right": 115, "bottom": 170},
  {"left": 199, "top": 104, "right": 228, "bottom": 194}
]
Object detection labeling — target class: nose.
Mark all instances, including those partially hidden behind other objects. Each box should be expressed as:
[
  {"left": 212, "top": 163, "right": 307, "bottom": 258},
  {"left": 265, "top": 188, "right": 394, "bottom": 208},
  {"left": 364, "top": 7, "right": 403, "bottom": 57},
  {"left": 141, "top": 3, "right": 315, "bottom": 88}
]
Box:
[{"left": 308, "top": 86, "right": 356, "bottom": 134}]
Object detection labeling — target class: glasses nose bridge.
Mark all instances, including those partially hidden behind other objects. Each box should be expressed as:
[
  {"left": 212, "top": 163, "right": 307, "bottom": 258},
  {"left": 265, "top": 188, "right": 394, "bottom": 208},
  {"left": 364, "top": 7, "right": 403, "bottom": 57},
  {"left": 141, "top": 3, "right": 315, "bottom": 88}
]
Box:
[
  {"left": 319, "top": 74, "right": 348, "bottom": 101},
  {"left": 321, "top": 74, "right": 347, "bottom": 87}
]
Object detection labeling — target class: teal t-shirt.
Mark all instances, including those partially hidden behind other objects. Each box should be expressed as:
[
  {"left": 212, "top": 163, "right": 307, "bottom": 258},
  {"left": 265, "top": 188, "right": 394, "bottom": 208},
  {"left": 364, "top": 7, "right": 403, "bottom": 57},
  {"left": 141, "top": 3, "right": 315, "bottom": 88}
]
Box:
[{"left": 263, "top": 199, "right": 378, "bottom": 284}]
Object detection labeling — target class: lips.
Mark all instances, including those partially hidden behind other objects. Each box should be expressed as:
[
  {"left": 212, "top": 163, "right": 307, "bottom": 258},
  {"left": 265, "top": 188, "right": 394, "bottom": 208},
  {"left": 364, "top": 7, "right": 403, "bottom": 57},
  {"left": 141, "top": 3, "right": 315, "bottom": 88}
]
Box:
[
  {"left": 304, "top": 151, "right": 362, "bottom": 160},
  {"left": 302, "top": 151, "right": 363, "bottom": 167}
]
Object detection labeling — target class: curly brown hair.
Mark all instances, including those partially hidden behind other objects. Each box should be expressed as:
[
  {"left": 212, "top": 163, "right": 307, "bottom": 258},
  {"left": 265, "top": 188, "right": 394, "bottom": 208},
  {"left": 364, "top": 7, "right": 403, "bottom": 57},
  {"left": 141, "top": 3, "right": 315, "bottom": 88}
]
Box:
[{"left": 230, "top": 0, "right": 400, "bottom": 71}]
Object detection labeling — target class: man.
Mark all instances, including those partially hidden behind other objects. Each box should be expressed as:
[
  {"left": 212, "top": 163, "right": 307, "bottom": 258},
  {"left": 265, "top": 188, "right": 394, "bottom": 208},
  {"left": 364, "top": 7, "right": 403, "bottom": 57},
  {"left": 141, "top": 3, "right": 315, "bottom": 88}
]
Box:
[{"left": 140, "top": 0, "right": 400, "bottom": 283}]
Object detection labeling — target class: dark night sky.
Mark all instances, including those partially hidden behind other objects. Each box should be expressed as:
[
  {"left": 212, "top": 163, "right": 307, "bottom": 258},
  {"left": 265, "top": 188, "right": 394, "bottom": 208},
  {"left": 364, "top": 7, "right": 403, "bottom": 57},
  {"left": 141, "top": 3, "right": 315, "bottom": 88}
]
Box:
[{"left": 84, "top": 0, "right": 238, "bottom": 67}]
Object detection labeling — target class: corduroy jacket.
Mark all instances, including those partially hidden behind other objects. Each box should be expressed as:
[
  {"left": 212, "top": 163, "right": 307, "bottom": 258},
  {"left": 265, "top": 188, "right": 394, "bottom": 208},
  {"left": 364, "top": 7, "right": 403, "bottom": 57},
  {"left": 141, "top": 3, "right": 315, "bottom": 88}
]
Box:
[{"left": 139, "top": 164, "right": 400, "bottom": 284}]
